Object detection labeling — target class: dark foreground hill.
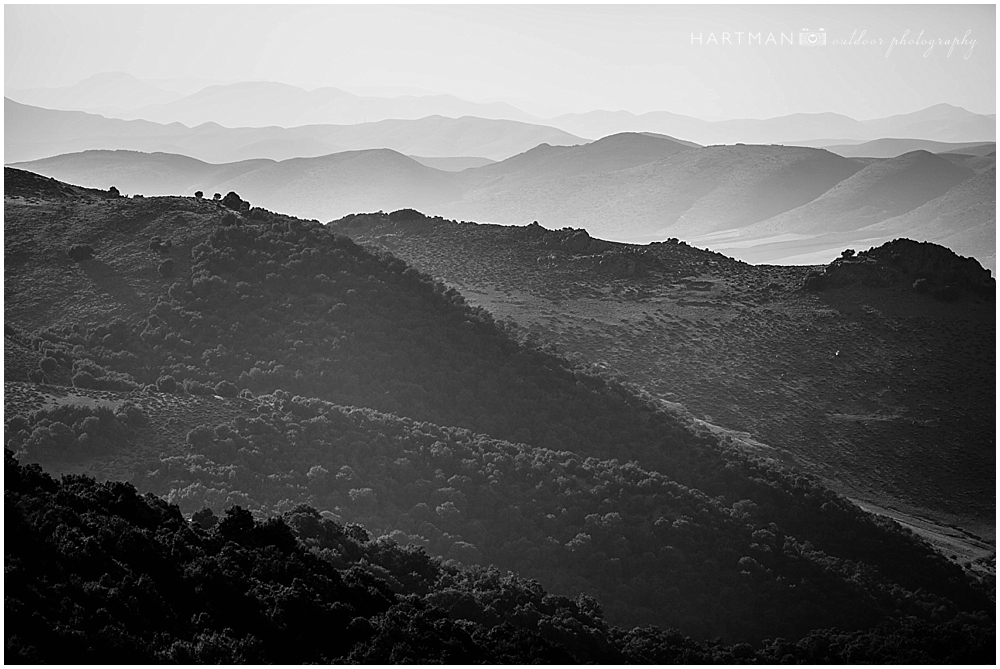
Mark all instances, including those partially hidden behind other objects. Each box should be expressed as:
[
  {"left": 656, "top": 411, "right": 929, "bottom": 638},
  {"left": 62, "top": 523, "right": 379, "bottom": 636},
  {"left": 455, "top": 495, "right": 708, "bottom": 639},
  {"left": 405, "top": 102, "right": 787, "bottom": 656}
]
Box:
[
  {"left": 333, "top": 212, "right": 996, "bottom": 560},
  {"left": 8, "top": 452, "right": 994, "bottom": 663},
  {"left": 4, "top": 169, "right": 995, "bottom": 655}
]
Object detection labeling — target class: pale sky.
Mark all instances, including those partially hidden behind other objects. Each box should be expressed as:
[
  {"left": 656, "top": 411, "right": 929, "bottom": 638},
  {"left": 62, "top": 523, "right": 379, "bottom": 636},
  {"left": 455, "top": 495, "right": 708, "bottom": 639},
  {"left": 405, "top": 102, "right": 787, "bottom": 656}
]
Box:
[{"left": 5, "top": 4, "right": 996, "bottom": 119}]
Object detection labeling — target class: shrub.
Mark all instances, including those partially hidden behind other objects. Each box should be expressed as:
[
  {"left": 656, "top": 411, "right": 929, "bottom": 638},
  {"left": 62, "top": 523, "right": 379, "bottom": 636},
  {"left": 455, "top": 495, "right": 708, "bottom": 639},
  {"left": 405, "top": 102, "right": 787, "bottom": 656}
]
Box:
[
  {"left": 108, "top": 186, "right": 120, "bottom": 198},
  {"left": 158, "top": 259, "right": 176, "bottom": 278},
  {"left": 213, "top": 193, "right": 222, "bottom": 201},
  {"left": 222, "top": 192, "right": 245, "bottom": 211},
  {"left": 39, "top": 356, "right": 59, "bottom": 374},
  {"left": 114, "top": 402, "right": 148, "bottom": 428},
  {"left": 67, "top": 244, "right": 95, "bottom": 261},
  {"left": 71, "top": 371, "right": 97, "bottom": 388},
  {"left": 192, "top": 507, "right": 218, "bottom": 529},
  {"left": 156, "top": 375, "right": 178, "bottom": 393},
  {"left": 220, "top": 212, "right": 238, "bottom": 227},
  {"left": 214, "top": 381, "right": 239, "bottom": 398},
  {"left": 194, "top": 191, "right": 204, "bottom": 199}
]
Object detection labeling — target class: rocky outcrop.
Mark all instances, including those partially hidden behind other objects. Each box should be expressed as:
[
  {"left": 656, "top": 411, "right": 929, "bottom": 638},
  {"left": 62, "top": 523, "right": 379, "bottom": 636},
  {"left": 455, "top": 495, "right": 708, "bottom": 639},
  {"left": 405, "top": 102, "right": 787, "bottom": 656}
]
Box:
[
  {"left": 538, "top": 227, "right": 614, "bottom": 255},
  {"left": 805, "top": 239, "right": 994, "bottom": 299}
]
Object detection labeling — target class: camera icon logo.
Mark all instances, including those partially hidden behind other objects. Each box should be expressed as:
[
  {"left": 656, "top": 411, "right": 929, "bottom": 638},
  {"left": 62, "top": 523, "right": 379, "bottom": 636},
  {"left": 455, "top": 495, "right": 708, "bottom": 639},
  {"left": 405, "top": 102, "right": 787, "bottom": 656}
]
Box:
[{"left": 799, "top": 28, "right": 827, "bottom": 46}]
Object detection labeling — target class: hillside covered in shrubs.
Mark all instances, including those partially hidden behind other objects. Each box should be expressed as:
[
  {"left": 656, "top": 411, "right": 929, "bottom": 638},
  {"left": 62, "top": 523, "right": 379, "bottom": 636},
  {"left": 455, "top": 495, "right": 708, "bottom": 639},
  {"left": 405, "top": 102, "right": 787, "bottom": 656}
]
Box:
[
  {"left": 332, "top": 209, "right": 995, "bottom": 548},
  {"left": 7, "top": 452, "right": 994, "bottom": 663},
  {"left": 4, "top": 171, "right": 995, "bottom": 660}
]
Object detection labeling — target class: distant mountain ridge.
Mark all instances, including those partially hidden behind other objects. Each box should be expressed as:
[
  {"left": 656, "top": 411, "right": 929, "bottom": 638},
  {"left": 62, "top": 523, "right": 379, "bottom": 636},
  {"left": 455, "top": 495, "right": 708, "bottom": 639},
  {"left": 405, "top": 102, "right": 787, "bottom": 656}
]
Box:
[
  {"left": 7, "top": 74, "right": 995, "bottom": 145},
  {"left": 7, "top": 75, "right": 541, "bottom": 126},
  {"left": 4, "top": 98, "right": 587, "bottom": 163},
  {"left": 548, "top": 104, "right": 995, "bottom": 144}
]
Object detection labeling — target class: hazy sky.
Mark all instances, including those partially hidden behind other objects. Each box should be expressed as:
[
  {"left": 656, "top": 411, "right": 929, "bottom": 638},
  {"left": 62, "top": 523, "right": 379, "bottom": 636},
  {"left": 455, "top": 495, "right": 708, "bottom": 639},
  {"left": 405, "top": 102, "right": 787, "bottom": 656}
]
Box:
[{"left": 5, "top": 4, "right": 996, "bottom": 119}]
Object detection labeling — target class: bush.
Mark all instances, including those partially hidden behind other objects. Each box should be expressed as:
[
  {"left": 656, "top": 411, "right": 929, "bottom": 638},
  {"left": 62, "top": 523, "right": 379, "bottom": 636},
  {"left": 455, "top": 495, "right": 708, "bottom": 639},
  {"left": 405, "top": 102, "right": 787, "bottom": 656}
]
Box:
[
  {"left": 72, "top": 370, "right": 97, "bottom": 388},
  {"left": 222, "top": 192, "right": 246, "bottom": 211},
  {"left": 108, "top": 186, "right": 120, "bottom": 198},
  {"left": 156, "top": 375, "right": 178, "bottom": 393},
  {"left": 67, "top": 244, "right": 95, "bottom": 261},
  {"left": 39, "top": 356, "right": 59, "bottom": 374},
  {"left": 192, "top": 507, "right": 217, "bottom": 529},
  {"left": 194, "top": 191, "right": 204, "bottom": 199},
  {"left": 158, "top": 259, "right": 176, "bottom": 278},
  {"left": 214, "top": 381, "right": 239, "bottom": 398}
]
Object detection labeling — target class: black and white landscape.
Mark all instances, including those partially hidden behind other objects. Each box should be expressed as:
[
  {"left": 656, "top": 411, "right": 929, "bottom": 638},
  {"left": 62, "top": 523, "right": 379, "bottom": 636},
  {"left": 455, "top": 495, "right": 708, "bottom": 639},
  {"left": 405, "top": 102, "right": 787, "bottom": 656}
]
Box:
[{"left": 4, "top": 4, "right": 995, "bottom": 664}]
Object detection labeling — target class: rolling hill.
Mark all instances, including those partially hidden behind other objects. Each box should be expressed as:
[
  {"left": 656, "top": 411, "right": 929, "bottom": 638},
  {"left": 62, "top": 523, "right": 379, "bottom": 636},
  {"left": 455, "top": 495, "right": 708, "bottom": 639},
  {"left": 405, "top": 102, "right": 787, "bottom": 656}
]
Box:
[
  {"left": 440, "top": 144, "right": 866, "bottom": 242},
  {"left": 4, "top": 169, "right": 994, "bottom": 654},
  {"left": 409, "top": 155, "right": 496, "bottom": 171},
  {"left": 10, "top": 149, "right": 462, "bottom": 222},
  {"left": 734, "top": 151, "right": 976, "bottom": 236},
  {"left": 702, "top": 150, "right": 982, "bottom": 266},
  {"left": 823, "top": 138, "right": 997, "bottom": 158},
  {"left": 456, "top": 132, "right": 700, "bottom": 188},
  {"left": 208, "top": 150, "right": 462, "bottom": 221}
]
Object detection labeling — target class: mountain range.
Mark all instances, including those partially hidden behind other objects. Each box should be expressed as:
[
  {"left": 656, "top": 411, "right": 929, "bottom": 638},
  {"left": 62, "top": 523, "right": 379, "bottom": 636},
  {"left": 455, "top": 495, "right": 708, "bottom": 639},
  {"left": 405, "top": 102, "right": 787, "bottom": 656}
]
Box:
[
  {"left": 7, "top": 74, "right": 995, "bottom": 145},
  {"left": 4, "top": 98, "right": 586, "bottom": 163},
  {"left": 14, "top": 131, "right": 994, "bottom": 272}
]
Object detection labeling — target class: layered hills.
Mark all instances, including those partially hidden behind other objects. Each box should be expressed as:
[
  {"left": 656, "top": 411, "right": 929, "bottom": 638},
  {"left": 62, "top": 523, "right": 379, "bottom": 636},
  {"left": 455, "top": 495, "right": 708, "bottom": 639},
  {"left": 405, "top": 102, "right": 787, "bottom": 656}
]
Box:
[
  {"left": 333, "top": 211, "right": 996, "bottom": 555},
  {"left": 14, "top": 132, "right": 994, "bottom": 271},
  {"left": 4, "top": 169, "right": 994, "bottom": 655}
]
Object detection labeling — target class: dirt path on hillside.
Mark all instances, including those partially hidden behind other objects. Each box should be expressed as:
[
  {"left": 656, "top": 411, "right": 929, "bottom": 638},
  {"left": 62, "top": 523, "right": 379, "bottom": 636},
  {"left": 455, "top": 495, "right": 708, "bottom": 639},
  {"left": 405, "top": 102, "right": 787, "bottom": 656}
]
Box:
[{"left": 850, "top": 497, "right": 995, "bottom": 580}]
